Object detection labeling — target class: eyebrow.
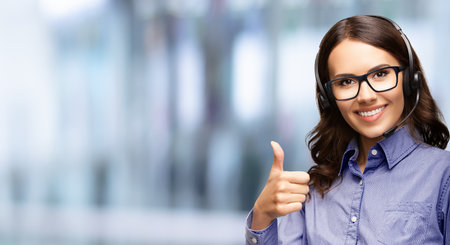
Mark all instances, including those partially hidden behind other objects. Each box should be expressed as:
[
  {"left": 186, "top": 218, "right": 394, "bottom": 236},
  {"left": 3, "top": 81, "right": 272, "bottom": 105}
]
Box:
[{"left": 332, "top": 64, "right": 392, "bottom": 79}]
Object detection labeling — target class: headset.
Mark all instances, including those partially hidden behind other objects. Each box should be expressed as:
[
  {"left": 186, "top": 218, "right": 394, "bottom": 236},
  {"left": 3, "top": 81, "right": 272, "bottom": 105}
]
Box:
[{"left": 314, "top": 15, "right": 422, "bottom": 137}]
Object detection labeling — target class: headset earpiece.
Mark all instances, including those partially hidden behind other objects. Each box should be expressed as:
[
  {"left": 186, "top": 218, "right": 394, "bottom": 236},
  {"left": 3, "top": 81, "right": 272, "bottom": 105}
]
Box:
[
  {"left": 412, "top": 71, "right": 422, "bottom": 90},
  {"left": 318, "top": 93, "right": 330, "bottom": 110},
  {"left": 403, "top": 70, "right": 422, "bottom": 96},
  {"left": 315, "top": 52, "right": 333, "bottom": 110}
]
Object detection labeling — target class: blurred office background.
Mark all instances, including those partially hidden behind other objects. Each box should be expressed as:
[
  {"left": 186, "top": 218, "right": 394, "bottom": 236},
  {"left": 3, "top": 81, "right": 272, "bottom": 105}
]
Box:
[{"left": 0, "top": 0, "right": 450, "bottom": 244}]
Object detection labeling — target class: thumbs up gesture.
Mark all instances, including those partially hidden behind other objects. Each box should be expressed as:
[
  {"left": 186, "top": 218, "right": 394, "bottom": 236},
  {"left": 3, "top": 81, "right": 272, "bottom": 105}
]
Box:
[{"left": 251, "top": 141, "right": 310, "bottom": 230}]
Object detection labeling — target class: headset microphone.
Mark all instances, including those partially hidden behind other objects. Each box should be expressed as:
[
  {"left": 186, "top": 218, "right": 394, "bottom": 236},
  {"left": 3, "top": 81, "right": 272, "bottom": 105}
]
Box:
[{"left": 382, "top": 89, "right": 420, "bottom": 137}]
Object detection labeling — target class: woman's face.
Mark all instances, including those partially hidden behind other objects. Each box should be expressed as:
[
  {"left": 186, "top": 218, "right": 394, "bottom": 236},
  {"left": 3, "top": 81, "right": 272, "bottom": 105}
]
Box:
[{"left": 327, "top": 39, "right": 404, "bottom": 141}]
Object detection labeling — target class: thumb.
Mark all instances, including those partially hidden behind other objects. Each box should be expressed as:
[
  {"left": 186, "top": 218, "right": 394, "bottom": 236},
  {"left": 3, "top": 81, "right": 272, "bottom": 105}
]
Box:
[{"left": 270, "top": 141, "right": 284, "bottom": 172}]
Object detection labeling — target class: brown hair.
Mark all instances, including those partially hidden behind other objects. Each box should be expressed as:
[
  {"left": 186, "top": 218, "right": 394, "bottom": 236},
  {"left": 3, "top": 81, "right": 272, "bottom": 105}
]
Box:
[{"left": 307, "top": 15, "right": 449, "bottom": 197}]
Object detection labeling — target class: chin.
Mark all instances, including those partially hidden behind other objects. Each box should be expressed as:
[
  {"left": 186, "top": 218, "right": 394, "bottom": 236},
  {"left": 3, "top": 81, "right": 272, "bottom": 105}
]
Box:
[
  {"left": 360, "top": 131, "right": 385, "bottom": 139},
  {"left": 353, "top": 125, "right": 392, "bottom": 139}
]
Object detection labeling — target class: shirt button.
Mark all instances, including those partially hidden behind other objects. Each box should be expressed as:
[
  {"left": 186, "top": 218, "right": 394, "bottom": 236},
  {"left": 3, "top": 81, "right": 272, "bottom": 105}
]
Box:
[
  {"left": 371, "top": 149, "right": 378, "bottom": 156},
  {"left": 359, "top": 179, "right": 363, "bottom": 185},
  {"left": 351, "top": 216, "right": 357, "bottom": 223},
  {"left": 251, "top": 237, "right": 257, "bottom": 244}
]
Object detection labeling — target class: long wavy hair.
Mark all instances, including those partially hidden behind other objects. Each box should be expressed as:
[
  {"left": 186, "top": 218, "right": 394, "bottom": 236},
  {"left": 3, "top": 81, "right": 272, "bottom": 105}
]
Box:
[{"left": 307, "top": 15, "right": 449, "bottom": 198}]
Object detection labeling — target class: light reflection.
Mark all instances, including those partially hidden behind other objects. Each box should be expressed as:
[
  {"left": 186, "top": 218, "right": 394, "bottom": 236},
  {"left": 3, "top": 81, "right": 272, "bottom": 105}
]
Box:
[{"left": 232, "top": 31, "right": 268, "bottom": 122}]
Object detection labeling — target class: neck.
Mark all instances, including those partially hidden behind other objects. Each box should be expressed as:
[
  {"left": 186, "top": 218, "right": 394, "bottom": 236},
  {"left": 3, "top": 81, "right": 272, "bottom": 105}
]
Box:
[{"left": 357, "top": 134, "right": 382, "bottom": 173}]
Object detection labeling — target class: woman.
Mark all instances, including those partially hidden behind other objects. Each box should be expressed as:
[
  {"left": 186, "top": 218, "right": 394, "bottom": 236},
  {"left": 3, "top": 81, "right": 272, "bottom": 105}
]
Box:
[{"left": 246, "top": 15, "right": 450, "bottom": 244}]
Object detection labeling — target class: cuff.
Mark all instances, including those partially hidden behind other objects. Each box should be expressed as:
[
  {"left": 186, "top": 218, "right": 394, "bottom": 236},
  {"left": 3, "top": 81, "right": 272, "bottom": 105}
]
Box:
[{"left": 245, "top": 209, "right": 278, "bottom": 244}]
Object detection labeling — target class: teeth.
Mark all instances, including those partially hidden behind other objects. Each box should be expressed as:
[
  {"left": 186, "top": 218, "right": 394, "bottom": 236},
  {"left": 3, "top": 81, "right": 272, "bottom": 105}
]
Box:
[{"left": 358, "top": 106, "right": 385, "bottom": 117}]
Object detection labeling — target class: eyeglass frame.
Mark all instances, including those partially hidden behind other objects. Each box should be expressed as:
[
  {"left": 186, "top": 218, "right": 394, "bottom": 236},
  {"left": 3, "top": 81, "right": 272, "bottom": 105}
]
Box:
[{"left": 324, "top": 66, "right": 406, "bottom": 101}]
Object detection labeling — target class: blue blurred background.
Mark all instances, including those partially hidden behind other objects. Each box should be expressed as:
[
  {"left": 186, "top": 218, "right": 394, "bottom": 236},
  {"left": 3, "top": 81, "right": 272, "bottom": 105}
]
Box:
[{"left": 1, "top": 0, "right": 450, "bottom": 244}]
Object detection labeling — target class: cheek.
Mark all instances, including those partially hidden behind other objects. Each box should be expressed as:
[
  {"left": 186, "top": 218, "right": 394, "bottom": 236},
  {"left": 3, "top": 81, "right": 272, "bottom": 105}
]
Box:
[
  {"left": 389, "top": 78, "right": 405, "bottom": 113},
  {"left": 391, "top": 89, "right": 405, "bottom": 115},
  {"left": 336, "top": 101, "right": 353, "bottom": 121}
]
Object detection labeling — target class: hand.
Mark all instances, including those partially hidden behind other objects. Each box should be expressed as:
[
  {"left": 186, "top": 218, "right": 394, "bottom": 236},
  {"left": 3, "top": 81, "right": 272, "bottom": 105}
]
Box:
[{"left": 251, "top": 141, "right": 310, "bottom": 230}]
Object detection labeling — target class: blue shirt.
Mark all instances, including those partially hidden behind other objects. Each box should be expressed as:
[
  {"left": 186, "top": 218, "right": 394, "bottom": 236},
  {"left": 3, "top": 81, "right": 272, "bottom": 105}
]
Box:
[{"left": 246, "top": 126, "right": 450, "bottom": 244}]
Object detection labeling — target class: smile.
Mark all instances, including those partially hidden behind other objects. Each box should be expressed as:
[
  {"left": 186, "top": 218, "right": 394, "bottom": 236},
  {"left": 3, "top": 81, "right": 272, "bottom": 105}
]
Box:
[{"left": 357, "top": 105, "right": 386, "bottom": 117}]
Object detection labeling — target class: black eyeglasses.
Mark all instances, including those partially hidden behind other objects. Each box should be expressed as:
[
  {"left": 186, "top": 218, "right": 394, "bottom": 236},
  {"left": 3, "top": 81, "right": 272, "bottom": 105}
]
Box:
[{"left": 325, "top": 66, "right": 406, "bottom": 101}]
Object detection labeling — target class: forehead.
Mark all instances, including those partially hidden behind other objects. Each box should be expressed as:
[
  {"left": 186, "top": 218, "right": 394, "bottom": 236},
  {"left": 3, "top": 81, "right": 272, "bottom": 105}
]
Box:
[{"left": 327, "top": 39, "right": 400, "bottom": 78}]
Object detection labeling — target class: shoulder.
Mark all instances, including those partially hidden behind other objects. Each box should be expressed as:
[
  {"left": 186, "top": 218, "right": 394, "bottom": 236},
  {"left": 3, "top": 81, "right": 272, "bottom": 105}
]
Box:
[
  {"left": 414, "top": 144, "right": 450, "bottom": 193},
  {"left": 413, "top": 143, "right": 450, "bottom": 167},
  {"left": 402, "top": 143, "right": 450, "bottom": 185}
]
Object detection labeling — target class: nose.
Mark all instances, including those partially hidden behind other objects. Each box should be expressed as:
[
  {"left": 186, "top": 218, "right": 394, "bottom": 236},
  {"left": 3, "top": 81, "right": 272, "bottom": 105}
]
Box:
[{"left": 357, "top": 81, "right": 377, "bottom": 104}]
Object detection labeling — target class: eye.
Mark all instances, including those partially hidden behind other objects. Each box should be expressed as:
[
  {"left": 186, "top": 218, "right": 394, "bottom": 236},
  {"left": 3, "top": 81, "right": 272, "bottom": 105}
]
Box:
[
  {"left": 336, "top": 78, "right": 356, "bottom": 87},
  {"left": 372, "top": 69, "right": 390, "bottom": 79}
]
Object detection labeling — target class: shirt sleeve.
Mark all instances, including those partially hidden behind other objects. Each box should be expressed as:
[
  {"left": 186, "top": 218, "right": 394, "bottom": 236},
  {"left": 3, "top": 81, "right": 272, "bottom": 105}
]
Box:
[
  {"left": 446, "top": 183, "right": 450, "bottom": 244},
  {"left": 245, "top": 208, "right": 307, "bottom": 244},
  {"left": 245, "top": 209, "right": 278, "bottom": 245}
]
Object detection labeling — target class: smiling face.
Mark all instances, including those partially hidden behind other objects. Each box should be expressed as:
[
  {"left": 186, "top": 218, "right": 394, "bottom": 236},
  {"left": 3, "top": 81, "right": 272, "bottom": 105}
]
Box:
[{"left": 328, "top": 38, "right": 404, "bottom": 143}]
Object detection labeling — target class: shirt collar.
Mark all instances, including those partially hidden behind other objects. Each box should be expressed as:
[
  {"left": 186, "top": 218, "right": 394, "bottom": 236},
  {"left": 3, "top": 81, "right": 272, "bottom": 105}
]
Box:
[
  {"left": 338, "top": 126, "right": 420, "bottom": 176},
  {"left": 378, "top": 126, "right": 420, "bottom": 169},
  {"left": 338, "top": 138, "right": 358, "bottom": 176}
]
